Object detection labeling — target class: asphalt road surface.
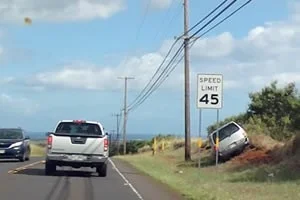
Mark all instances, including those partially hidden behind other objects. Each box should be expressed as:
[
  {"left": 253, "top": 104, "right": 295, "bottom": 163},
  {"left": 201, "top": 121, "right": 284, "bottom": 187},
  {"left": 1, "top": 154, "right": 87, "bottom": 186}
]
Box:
[{"left": 0, "top": 157, "right": 183, "bottom": 200}]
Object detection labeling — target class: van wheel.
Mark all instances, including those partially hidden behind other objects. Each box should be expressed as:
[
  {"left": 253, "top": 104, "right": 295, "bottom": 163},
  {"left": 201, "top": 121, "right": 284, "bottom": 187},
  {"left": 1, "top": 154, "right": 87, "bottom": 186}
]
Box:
[
  {"left": 19, "top": 154, "right": 26, "bottom": 162},
  {"left": 97, "top": 163, "right": 107, "bottom": 177},
  {"left": 45, "top": 162, "right": 56, "bottom": 175}
]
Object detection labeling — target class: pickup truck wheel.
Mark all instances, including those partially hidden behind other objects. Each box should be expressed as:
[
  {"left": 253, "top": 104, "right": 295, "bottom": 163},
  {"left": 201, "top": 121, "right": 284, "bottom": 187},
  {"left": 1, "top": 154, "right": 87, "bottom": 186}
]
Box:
[
  {"left": 45, "top": 162, "right": 56, "bottom": 175},
  {"left": 97, "top": 163, "right": 107, "bottom": 177}
]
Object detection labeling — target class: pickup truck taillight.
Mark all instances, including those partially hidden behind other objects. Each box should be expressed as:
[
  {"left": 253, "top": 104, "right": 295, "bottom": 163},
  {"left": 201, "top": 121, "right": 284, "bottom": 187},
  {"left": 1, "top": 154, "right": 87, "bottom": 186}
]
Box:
[
  {"left": 104, "top": 138, "right": 108, "bottom": 151},
  {"left": 47, "top": 135, "right": 53, "bottom": 149}
]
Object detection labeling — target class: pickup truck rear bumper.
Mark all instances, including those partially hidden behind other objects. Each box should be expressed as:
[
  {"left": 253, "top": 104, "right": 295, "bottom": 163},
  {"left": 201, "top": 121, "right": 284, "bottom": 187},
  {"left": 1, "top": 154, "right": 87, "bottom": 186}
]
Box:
[{"left": 46, "top": 153, "right": 108, "bottom": 168}]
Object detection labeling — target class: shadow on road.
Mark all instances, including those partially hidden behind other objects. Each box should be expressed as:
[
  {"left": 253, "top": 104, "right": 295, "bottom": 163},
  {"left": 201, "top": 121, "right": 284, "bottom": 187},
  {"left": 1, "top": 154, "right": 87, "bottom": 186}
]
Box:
[
  {"left": 14, "top": 168, "right": 97, "bottom": 177},
  {"left": 0, "top": 159, "right": 19, "bottom": 163}
]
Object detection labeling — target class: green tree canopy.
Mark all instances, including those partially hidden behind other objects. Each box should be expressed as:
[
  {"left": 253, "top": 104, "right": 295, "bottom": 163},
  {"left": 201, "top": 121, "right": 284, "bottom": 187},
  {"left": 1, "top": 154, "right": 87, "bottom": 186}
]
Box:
[{"left": 207, "top": 81, "right": 300, "bottom": 141}]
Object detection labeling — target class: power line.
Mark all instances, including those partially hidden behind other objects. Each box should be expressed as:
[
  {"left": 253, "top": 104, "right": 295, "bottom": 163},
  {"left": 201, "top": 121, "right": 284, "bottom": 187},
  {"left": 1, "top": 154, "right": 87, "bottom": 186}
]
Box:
[
  {"left": 129, "top": 45, "right": 184, "bottom": 112},
  {"left": 195, "top": 0, "right": 253, "bottom": 40},
  {"left": 186, "top": 0, "right": 230, "bottom": 35},
  {"left": 127, "top": 0, "right": 254, "bottom": 113},
  {"left": 153, "top": 1, "right": 182, "bottom": 42},
  {"left": 189, "top": 0, "right": 237, "bottom": 38},
  {"left": 135, "top": 0, "right": 152, "bottom": 42},
  {"left": 117, "top": 0, "right": 152, "bottom": 83},
  {"left": 128, "top": 43, "right": 185, "bottom": 112},
  {"left": 127, "top": 0, "right": 237, "bottom": 110},
  {"left": 127, "top": 38, "right": 182, "bottom": 109}
]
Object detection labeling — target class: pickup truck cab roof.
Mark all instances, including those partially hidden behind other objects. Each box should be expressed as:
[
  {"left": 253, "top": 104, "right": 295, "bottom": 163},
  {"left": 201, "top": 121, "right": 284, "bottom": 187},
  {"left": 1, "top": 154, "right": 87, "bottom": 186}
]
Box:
[{"left": 53, "top": 120, "right": 105, "bottom": 133}]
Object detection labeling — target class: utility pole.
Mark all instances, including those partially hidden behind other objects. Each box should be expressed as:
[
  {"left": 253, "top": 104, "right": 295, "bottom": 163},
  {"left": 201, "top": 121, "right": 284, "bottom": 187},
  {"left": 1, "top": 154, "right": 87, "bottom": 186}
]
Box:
[
  {"left": 109, "top": 130, "right": 115, "bottom": 149},
  {"left": 183, "top": 0, "right": 191, "bottom": 161},
  {"left": 112, "top": 113, "right": 121, "bottom": 154},
  {"left": 118, "top": 76, "right": 134, "bottom": 155}
]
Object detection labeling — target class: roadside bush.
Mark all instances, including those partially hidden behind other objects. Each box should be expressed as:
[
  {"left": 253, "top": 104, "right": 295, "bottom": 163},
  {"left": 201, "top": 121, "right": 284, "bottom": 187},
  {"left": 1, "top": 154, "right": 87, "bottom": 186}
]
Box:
[
  {"left": 173, "top": 140, "right": 185, "bottom": 150},
  {"left": 138, "top": 145, "right": 152, "bottom": 153},
  {"left": 207, "top": 81, "right": 300, "bottom": 141}
]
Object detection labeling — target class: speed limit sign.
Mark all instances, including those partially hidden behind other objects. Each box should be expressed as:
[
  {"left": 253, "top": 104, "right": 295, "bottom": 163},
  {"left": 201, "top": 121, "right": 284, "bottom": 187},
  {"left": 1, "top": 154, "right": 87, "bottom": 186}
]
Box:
[{"left": 197, "top": 74, "right": 223, "bottom": 109}]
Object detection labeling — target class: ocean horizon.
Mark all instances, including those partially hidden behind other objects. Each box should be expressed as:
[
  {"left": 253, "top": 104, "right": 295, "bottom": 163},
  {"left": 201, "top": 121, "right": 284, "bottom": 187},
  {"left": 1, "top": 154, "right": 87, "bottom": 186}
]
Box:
[{"left": 27, "top": 132, "right": 207, "bottom": 141}]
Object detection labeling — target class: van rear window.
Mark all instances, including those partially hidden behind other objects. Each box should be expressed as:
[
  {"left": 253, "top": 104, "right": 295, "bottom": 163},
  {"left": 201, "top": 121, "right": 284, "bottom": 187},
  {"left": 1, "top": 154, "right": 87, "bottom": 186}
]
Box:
[
  {"left": 55, "top": 122, "right": 103, "bottom": 135},
  {"left": 212, "top": 123, "right": 240, "bottom": 144}
]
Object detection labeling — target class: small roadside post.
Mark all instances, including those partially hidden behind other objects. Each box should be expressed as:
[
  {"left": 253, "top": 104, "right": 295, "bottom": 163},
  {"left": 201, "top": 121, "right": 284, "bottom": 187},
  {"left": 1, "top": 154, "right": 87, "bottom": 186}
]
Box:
[
  {"left": 197, "top": 73, "right": 223, "bottom": 167},
  {"left": 152, "top": 137, "right": 157, "bottom": 156}
]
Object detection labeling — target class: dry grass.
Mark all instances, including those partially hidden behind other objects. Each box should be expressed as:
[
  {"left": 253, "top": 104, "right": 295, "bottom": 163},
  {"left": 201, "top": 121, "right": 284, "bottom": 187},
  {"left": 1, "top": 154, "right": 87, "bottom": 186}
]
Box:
[
  {"left": 117, "top": 134, "right": 300, "bottom": 200},
  {"left": 30, "top": 143, "right": 46, "bottom": 157},
  {"left": 248, "top": 134, "right": 283, "bottom": 151}
]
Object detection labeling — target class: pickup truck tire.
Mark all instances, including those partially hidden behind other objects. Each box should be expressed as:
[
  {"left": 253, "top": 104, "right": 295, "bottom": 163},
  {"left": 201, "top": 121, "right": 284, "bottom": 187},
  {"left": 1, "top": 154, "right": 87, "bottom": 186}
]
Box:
[
  {"left": 97, "top": 163, "right": 107, "bottom": 177},
  {"left": 45, "top": 162, "right": 56, "bottom": 175}
]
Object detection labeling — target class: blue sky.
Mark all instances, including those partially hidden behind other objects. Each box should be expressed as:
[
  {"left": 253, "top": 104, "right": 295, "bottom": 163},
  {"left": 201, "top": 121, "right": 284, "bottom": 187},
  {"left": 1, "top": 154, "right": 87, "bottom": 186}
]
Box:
[{"left": 0, "top": 0, "right": 298, "bottom": 137}]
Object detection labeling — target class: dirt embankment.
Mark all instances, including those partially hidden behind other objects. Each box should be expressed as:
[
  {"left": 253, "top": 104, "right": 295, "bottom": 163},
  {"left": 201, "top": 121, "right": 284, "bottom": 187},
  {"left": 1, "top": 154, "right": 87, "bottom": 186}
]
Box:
[{"left": 228, "top": 133, "right": 300, "bottom": 167}]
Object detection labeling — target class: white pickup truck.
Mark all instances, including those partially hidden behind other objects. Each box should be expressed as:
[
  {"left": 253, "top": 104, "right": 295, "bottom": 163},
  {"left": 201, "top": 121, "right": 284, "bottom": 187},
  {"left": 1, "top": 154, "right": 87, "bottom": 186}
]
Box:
[{"left": 45, "top": 120, "right": 109, "bottom": 177}]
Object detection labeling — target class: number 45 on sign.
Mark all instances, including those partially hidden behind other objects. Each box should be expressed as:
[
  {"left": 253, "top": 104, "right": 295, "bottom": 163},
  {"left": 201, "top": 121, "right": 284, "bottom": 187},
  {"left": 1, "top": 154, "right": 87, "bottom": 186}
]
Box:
[{"left": 197, "top": 74, "right": 223, "bottom": 109}]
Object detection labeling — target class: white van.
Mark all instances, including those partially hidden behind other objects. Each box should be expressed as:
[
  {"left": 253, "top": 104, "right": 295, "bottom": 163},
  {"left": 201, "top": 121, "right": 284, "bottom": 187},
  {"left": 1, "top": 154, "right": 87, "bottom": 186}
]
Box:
[{"left": 208, "top": 121, "right": 249, "bottom": 161}]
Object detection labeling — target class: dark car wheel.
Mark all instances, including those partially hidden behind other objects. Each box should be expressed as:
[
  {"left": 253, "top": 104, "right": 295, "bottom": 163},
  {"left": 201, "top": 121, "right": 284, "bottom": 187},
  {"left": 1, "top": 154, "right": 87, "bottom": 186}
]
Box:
[
  {"left": 18, "top": 153, "right": 26, "bottom": 162},
  {"left": 25, "top": 148, "right": 30, "bottom": 161}
]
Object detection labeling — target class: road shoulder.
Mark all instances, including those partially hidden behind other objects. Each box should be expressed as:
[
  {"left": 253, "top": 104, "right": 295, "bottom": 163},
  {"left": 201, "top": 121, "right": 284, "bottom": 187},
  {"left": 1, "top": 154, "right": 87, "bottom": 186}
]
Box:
[{"left": 111, "top": 158, "right": 185, "bottom": 200}]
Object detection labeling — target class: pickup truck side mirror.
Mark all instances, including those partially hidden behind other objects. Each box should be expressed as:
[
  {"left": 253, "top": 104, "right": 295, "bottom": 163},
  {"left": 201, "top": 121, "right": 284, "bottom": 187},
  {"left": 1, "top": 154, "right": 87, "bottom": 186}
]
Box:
[
  {"left": 24, "top": 136, "right": 30, "bottom": 140},
  {"left": 105, "top": 132, "right": 109, "bottom": 136}
]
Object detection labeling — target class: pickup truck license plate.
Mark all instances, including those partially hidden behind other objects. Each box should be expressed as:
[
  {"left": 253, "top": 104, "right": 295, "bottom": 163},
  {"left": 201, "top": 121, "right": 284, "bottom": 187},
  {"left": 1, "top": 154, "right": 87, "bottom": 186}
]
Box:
[
  {"left": 67, "top": 155, "right": 86, "bottom": 161},
  {"left": 0, "top": 150, "right": 5, "bottom": 154}
]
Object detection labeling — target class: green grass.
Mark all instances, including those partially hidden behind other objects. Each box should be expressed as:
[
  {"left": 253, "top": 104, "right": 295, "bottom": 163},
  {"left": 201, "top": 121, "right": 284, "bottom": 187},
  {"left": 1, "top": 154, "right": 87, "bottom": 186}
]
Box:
[{"left": 116, "top": 148, "right": 300, "bottom": 200}]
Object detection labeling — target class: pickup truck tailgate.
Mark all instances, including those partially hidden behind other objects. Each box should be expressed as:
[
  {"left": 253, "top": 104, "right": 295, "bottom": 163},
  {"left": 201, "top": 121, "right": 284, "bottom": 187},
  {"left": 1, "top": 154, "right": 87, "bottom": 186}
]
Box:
[{"left": 49, "top": 134, "right": 107, "bottom": 155}]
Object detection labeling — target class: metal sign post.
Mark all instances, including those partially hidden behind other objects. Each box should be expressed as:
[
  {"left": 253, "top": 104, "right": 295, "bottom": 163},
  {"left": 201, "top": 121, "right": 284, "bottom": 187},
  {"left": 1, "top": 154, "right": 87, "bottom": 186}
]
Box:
[
  {"left": 198, "top": 109, "right": 202, "bottom": 168},
  {"left": 216, "top": 109, "right": 220, "bottom": 166},
  {"left": 196, "top": 73, "right": 223, "bottom": 167}
]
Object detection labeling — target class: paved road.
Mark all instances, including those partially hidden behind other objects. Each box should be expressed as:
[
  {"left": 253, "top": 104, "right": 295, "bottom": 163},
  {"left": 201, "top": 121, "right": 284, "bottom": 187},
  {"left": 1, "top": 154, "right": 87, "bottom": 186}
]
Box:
[{"left": 0, "top": 157, "right": 183, "bottom": 200}]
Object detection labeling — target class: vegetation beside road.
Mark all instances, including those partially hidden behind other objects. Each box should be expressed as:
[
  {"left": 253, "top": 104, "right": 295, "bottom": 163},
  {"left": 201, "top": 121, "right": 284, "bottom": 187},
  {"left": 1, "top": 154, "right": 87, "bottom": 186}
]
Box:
[
  {"left": 116, "top": 81, "right": 300, "bottom": 200},
  {"left": 30, "top": 140, "right": 46, "bottom": 157}
]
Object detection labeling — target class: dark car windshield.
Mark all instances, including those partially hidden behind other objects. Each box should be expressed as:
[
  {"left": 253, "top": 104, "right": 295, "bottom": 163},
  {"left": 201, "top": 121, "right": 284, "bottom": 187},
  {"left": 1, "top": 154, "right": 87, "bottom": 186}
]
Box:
[
  {"left": 55, "top": 122, "right": 103, "bottom": 135},
  {"left": 212, "top": 123, "right": 240, "bottom": 144},
  {"left": 0, "top": 129, "right": 24, "bottom": 139}
]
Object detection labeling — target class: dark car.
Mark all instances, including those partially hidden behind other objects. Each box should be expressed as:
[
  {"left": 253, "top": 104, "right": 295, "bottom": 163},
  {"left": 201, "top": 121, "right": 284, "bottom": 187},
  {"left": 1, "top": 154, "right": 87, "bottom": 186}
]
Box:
[{"left": 0, "top": 128, "right": 31, "bottom": 162}]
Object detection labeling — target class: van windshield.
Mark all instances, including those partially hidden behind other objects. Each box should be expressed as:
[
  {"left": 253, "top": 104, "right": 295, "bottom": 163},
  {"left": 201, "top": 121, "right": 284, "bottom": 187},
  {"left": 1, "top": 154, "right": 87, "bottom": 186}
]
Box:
[
  {"left": 55, "top": 122, "right": 103, "bottom": 135},
  {"left": 0, "top": 129, "right": 23, "bottom": 140},
  {"left": 211, "top": 123, "right": 240, "bottom": 144}
]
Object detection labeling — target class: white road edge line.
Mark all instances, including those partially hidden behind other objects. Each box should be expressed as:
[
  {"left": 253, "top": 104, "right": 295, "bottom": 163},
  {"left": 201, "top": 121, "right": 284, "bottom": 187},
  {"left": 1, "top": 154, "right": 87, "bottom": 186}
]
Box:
[{"left": 109, "top": 158, "right": 144, "bottom": 200}]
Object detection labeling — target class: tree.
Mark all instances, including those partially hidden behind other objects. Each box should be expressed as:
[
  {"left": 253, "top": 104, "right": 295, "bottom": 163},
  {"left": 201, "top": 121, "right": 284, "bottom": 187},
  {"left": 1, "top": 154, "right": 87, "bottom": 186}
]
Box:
[
  {"left": 206, "top": 81, "right": 300, "bottom": 141},
  {"left": 247, "top": 81, "right": 300, "bottom": 140}
]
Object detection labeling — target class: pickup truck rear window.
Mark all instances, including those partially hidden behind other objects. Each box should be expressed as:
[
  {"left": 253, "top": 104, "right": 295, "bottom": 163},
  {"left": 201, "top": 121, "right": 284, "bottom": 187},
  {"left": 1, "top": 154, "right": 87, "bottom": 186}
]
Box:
[
  {"left": 211, "top": 123, "right": 240, "bottom": 144},
  {"left": 55, "top": 122, "right": 103, "bottom": 135}
]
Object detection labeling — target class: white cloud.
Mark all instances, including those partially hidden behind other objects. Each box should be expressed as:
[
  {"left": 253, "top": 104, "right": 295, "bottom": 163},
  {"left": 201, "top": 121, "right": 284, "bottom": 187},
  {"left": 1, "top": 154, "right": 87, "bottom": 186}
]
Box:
[
  {"left": 24, "top": 54, "right": 185, "bottom": 91},
  {"left": 148, "top": 0, "right": 174, "bottom": 10},
  {"left": 0, "top": 93, "right": 39, "bottom": 115},
  {"left": 6, "top": 1, "right": 300, "bottom": 93},
  {"left": 188, "top": 1, "right": 300, "bottom": 89},
  {"left": 251, "top": 73, "right": 300, "bottom": 87},
  {"left": 0, "top": 0, "right": 125, "bottom": 22}
]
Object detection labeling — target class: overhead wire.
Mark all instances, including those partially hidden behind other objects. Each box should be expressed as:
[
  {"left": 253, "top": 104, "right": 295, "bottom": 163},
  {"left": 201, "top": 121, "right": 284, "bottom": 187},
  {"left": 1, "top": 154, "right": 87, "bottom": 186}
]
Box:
[
  {"left": 135, "top": 0, "right": 152, "bottom": 42},
  {"left": 127, "top": 0, "right": 254, "bottom": 112},
  {"left": 127, "top": 0, "right": 233, "bottom": 109},
  {"left": 153, "top": 1, "right": 182, "bottom": 42},
  {"left": 118, "top": 0, "right": 152, "bottom": 80},
  {"left": 128, "top": 43, "right": 185, "bottom": 112}
]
